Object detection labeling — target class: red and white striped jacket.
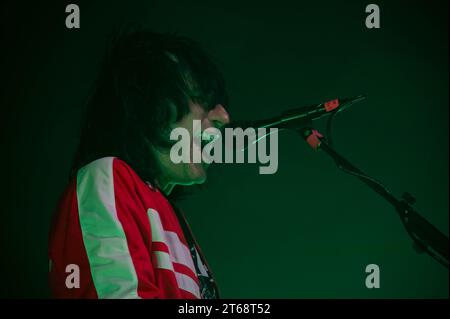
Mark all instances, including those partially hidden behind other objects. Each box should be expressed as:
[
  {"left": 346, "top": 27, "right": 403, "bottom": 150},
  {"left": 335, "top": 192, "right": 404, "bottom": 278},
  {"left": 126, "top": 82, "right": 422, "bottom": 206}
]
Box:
[{"left": 48, "top": 157, "right": 217, "bottom": 299}]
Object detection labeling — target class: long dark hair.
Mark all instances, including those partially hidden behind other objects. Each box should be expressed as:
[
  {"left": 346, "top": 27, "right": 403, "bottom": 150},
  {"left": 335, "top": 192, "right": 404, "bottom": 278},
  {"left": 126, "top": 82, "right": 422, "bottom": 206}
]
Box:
[{"left": 71, "top": 25, "right": 228, "bottom": 190}]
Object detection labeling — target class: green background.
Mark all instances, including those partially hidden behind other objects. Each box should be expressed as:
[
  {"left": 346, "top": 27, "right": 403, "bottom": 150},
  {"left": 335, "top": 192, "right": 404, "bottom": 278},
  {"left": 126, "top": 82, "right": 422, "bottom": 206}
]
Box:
[{"left": 1, "top": 0, "right": 448, "bottom": 298}]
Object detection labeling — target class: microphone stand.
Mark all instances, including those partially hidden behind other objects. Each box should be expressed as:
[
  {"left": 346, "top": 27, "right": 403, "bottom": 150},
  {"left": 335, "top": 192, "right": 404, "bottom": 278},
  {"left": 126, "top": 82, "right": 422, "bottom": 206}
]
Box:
[{"left": 296, "top": 126, "right": 449, "bottom": 268}]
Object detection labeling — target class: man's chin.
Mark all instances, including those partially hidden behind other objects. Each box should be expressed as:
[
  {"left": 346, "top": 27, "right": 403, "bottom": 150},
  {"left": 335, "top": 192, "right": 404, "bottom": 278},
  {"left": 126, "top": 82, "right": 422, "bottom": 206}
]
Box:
[{"left": 187, "top": 163, "right": 208, "bottom": 185}]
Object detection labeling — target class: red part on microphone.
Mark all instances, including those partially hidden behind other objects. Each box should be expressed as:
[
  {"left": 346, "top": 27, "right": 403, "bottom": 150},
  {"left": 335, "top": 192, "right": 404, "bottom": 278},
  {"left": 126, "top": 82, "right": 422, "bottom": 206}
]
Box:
[
  {"left": 324, "top": 99, "right": 339, "bottom": 112},
  {"left": 305, "top": 129, "right": 323, "bottom": 150}
]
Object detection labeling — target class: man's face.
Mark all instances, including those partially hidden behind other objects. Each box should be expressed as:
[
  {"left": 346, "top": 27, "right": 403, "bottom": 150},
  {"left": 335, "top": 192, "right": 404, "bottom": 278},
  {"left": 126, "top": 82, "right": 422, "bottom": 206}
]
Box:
[{"left": 154, "top": 101, "right": 230, "bottom": 190}]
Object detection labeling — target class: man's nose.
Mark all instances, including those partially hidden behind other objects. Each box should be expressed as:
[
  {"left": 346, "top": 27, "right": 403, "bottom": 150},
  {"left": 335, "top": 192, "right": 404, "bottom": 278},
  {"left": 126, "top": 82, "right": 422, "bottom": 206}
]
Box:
[{"left": 207, "top": 104, "right": 230, "bottom": 129}]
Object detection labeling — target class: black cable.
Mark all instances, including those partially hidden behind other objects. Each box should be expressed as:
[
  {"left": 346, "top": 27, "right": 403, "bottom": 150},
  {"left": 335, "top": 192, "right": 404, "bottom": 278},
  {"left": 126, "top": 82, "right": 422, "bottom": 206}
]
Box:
[{"left": 324, "top": 103, "right": 394, "bottom": 199}]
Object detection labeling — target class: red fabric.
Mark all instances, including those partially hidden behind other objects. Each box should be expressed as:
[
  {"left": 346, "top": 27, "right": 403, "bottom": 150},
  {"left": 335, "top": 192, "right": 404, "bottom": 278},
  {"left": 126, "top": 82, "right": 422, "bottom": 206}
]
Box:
[
  {"left": 48, "top": 180, "right": 98, "bottom": 298},
  {"left": 49, "top": 158, "right": 201, "bottom": 299}
]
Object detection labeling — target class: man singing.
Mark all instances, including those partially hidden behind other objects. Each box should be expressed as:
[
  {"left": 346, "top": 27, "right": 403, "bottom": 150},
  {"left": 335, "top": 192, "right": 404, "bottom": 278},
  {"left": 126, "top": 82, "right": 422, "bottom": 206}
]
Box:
[{"left": 48, "top": 26, "right": 230, "bottom": 299}]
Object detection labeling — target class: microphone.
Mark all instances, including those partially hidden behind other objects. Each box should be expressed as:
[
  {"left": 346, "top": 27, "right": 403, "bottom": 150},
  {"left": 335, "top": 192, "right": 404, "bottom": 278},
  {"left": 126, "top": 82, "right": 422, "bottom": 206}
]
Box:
[{"left": 226, "top": 95, "right": 366, "bottom": 130}]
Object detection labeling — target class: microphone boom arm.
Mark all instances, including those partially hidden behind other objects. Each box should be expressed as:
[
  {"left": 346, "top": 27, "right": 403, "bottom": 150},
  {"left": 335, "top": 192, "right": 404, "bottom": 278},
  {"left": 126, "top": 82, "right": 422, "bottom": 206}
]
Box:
[{"left": 298, "top": 126, "right": 449, "bottom": 268}]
